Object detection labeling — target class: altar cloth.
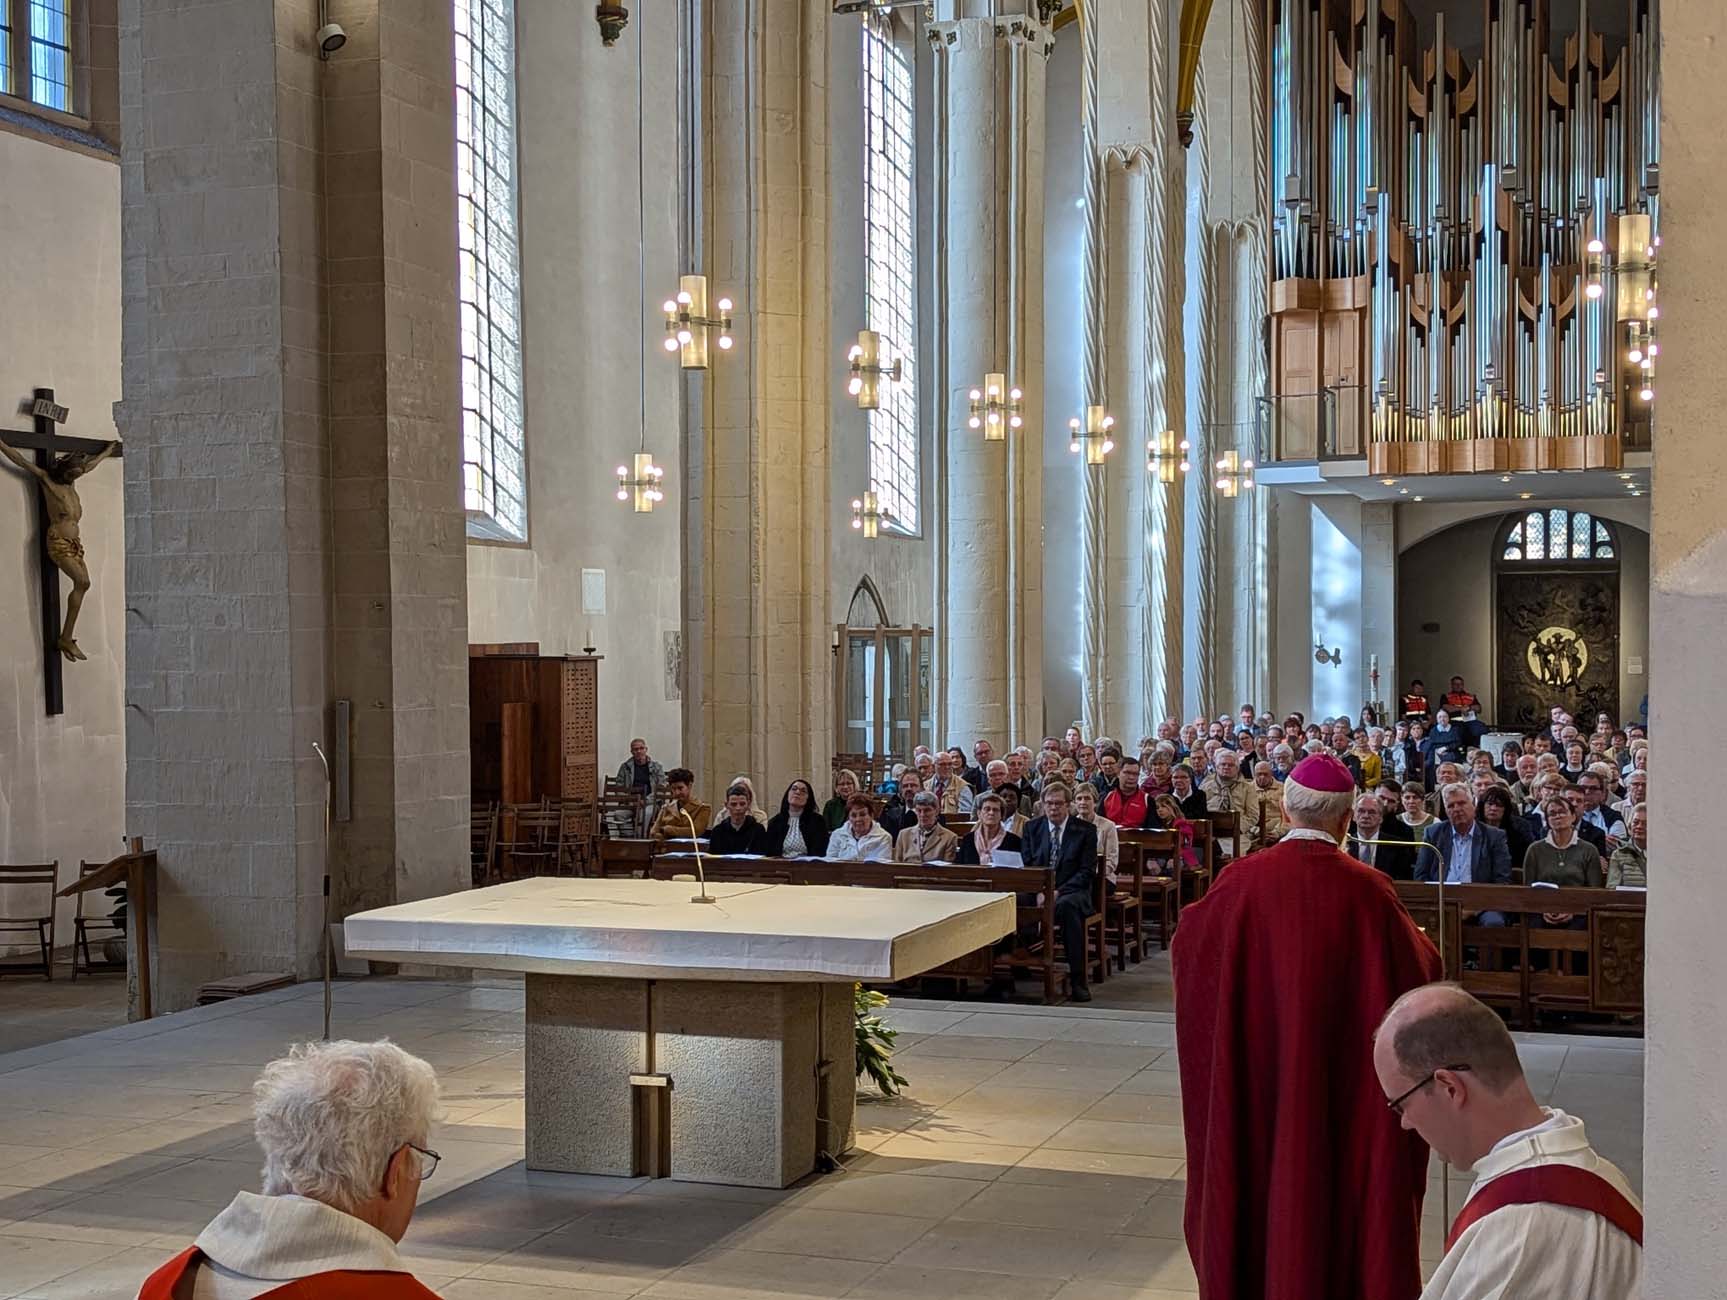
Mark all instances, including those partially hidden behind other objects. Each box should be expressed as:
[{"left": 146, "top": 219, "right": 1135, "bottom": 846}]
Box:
[{"left": 344, "top": 876, "right": 1014, "bottom": 982}]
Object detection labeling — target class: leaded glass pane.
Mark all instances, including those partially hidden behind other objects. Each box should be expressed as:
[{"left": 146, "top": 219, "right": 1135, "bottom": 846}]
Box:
[
  {"left": 862, "top": 17, "right": 919, "bottom": 534},
  {"left": 1571, "top": 512, "right": 1591, "bottom": 558},
  {"left": 455, "top": 0, "right": 527, "bottom": 541},
  {"left": 1526, "top": 511, "right": 1546, "bottom": 559},
  {"left": 28, "top": 0, "right": 71, "bottom": 110}
]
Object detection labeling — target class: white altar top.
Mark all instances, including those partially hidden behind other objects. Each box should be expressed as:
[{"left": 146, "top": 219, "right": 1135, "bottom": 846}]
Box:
[{"left": 344, "top": 877, "right": 1015, "bottom": 982}]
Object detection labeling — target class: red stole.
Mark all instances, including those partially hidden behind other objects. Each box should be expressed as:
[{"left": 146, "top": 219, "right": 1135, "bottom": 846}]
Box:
[
  {"left": 138, "top": 1247, "right": 442, "bottom": 1300},
  {"left": 1445, "top": 1165, "right": 1644, "bottom": 1253}
]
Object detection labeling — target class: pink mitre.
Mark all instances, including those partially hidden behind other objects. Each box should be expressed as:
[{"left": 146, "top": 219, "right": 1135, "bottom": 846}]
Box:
[{"left": 1286, "top": 753, "right": 1355, "bottom": 794}]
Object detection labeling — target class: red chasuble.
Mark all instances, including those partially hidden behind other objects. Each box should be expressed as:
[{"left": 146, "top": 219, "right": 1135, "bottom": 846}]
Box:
[
  {"left": 139, "top": 1247, "right": 442, "bottom": 1300},
  {"left": 1173, "top": 835, "right": 1442, "bottom": 1300}
]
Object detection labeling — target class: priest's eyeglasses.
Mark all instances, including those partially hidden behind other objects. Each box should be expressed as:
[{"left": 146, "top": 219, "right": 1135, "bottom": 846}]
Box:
[
  {"left": 1386, "top": 1064, "right": 1470, "bottom": 1115},
  {"left": 406, "top": 1143, "right": 441, "bottom": 1179}
]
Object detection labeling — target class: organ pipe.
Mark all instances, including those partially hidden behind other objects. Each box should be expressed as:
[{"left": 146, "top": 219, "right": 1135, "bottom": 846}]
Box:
[{"left": 1267, "top": 0, "right": 1659, "bottom": 459}]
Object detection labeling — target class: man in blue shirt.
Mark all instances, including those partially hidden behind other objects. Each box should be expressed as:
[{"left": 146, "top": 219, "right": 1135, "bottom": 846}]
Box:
[{"left": 1421, "top": 782, "right": 1512, "bottom": 925}]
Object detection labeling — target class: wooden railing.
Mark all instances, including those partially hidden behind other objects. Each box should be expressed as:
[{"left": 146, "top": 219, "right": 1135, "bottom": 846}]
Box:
[{"left": 57, "top": 838, "right": 158, "bottom": 1020}]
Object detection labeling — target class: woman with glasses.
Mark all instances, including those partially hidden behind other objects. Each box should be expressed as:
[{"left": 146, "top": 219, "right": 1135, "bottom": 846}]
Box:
[{"left": 763, "top": 779, "right": 829, "bottom": 858}]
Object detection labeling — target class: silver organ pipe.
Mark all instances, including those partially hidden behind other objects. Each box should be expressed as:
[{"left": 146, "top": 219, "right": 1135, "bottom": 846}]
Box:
[{"left": 1266, "top": 0, "right": 1659, "bottom": 465}]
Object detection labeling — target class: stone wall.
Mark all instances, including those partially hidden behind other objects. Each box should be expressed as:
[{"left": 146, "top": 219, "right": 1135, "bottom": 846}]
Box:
[{"left": 0, "top": 129, "right": 125, "bottom": 953}]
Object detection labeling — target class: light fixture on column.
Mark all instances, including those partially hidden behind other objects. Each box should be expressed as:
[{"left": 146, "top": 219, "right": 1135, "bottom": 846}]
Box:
[
  {"left": 1147, "top": 429, "right": 1191, "bottom": 483},
  {"left": 662, "top": 275, "right": 734, "bottom": 369},
  {"left": 619, "top": 7, "right": 668, "bottom": 517},
  {"left": 851, "top": 490, "right": 892, "bottom": 539},
  {"left": 1213, "top": 448, "right": 1254, "bottom": 498},
  {"left": 967, "top": 373, "right": 1024, "bottom": 441},
  {"left": 846, "top": 330, "right": 902, "bottom": 409},
  {"left": 1066, "top": 406, "right": 1115, "bottom": 466},
  {"left": 616, "top": 452, "right": 665, "bottom": 513}
]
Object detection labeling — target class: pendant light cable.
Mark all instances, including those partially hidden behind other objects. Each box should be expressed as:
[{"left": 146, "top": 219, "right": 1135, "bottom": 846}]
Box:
[{"left": 635, "top": 10, "right": 649, "bottom": 454}]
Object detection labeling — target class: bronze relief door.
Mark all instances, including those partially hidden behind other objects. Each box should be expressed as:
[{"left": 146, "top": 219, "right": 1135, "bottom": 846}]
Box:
[{"left": 1494, "top": 510, "right": 1620, "bottom": 730}]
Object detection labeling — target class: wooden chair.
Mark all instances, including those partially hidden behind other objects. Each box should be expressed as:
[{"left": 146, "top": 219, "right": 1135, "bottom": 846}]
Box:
[
  {"left": 600, "top": 778, "right": 646, "bottom": 838},
  {"left": 559, "top": 802, "right": 597, "bottom": 876},
  {"left": 1183, "top": 820, "right": 1216, "bottom": 905},
  {"left": 1123, "top": 828, "right": 1180, "bottom": 950},
  {"left": 497, "top": 802, "right": 562, "bottom": 879},
  {"left": 70, "top": 859, "right": 126, "bottom": 979},
  {"left": 597, "top": 837, "right": 655, "bottom": 878},
  {"left": 1210, "top": 809, "right": 1242, "bottom": 863},
  {"left": 1106, "top": 843, "right": 1146, "bottom": 971},
  {"left": 471, "top": 801, "right": 499, "bottom": 885},
  {"left": 0, "top": 862, "right": 59, "bottom": 980}
]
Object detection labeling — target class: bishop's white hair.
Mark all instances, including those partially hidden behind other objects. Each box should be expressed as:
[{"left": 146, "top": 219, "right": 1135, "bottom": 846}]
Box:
[
  {"left": 1282, "top": 779, "right": 1355, "bottom": 827},
  {"left": 254, "top": 1039, "right": 440, "bottom": 1211}
]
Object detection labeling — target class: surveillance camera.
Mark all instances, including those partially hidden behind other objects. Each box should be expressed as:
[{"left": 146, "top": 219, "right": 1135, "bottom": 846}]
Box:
[{"left": 317, "top": 22, "right": 347, "bottom": 56}]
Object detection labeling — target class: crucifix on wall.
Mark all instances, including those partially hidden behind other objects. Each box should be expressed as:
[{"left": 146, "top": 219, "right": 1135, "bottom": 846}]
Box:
[{"left": 0, "top": 387, "right": 122, "bottom": 716}]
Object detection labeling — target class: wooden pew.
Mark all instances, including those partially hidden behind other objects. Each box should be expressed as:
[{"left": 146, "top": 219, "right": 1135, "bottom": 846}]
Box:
[
  {"left": 644, "top": 855, "right": 1074, "bottom": 1004},
  {"left": 1120, "top": 828, "right": 1180, "bottom": 949},
  {"left": 1393, "top": 883, "right": 1645, "bottom": 1028}
]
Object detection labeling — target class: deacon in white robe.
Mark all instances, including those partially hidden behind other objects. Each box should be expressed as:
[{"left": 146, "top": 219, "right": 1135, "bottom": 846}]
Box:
[
  {"left": 1373, "top": 984, "right": 1643, "bottom": 1300},
  {"left": 1421, "top": 1109, "right": 1641, "bottom": 1300}
]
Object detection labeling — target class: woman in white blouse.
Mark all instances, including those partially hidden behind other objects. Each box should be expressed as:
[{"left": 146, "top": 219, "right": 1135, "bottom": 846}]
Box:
[
  {"left": 1072, "top": 783, "right": 1119, "bottom": 883},
  {"left": 825, "top": 795, "right": 894, "bottom": 862}
]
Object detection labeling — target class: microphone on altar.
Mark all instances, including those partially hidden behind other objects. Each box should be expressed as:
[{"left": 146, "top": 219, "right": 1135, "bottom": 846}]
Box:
[{"left": 679, "top": 807, "right": 717, "bottom": 904}]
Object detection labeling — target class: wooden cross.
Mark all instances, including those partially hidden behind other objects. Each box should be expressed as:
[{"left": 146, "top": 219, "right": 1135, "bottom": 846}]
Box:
[{"left": 0, "top": 387, "right": 123, "bottom": 716}]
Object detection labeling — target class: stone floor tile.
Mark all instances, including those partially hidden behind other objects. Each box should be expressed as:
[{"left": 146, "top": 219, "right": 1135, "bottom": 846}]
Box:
[
  {"left": 727, "top": 1206, "right": 935, "bottom": 1263},
  {"left": 858, "top": 1136, "right": 1030, "bottom": 1181},
  {"left": 466, "top": 1227, "right": 687, "bottom": 1293},
  {"left": 1559, "top": 1045, "right": 1646, "bottom": 1076},
  {"left": 1020, "top": 1042, "right": 1166, "bottom": 1071},
  {"left": 640, "top": 1246, "right": 878, "bottom": 1299},
  {"left": 788, "top": 1170, "right": 986, "bottom": 1219},
  {"left": 1050, "top": 1282, "right": 1193, "bottom": 1300},
  {"left": 438, "top": 1280, "right": 626, "bottom": 1300},
  {"left": 1080, "top": 1092, "right": 1185, "bottom": 1126},
  {"left": 1077, "top": 1233, "right": 1199, "bottom": 1290},
  {"left": 1043, "top": 1120, "right": 1186, "bottom": 1159},
  {"left": 983, "top": 1062, "right": 1137, "bottom": 1093},
  {"left": 0, "top": 1234, "right": 129, "bottom": 1297},
  {"left": 1001, "top": 1149, "right": 1184, "bottom": 1193},
  {"left": 1109, "top": 1068, "right": 1182, "bottom": 1097},
  {"left": 947, "top": 1179, "right": 1152, "bottom": 1233},
  {"left": 844, "top": 1263, "right": 1064, "bottom": 1300},
  {"left": 890, "top": 1220, "right": 1109, "bottom": 1280},
  {"left": 897, "top": 1037, "right": 1041, "bottom": 1063},
  {"left": 938, "top": 1016, "right": 1080, "bottom": 1042},
  {"left": 1117, "top": 1193, "right": 1186, "bottom": 1240},
  {"left": 1054, "top": 1021, "right": 1176, "bottom": 1048}
]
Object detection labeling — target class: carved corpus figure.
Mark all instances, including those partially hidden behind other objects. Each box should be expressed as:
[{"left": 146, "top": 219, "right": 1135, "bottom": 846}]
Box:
[{"left": 0, "top": 436, "right": 120, "bottom": 661}]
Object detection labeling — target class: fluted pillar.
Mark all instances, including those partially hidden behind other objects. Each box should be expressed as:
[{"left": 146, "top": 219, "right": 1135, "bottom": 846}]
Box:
[{"left": 933, "top": 7, "right": 1050, "bottom": 746}]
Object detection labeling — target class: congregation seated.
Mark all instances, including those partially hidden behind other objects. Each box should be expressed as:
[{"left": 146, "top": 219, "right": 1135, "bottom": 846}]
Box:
[
  {"left": 708, "top": 784, "right": 767, "bottom": 855},
  {"left": 1243, "top": 761, "right": 1286, "bottom": 850},
  {"left": 763, "top": 779, "right": 828, "bottom": 858},
  {"left": 822, "top": 769, "right": 861, "bottom": 831},
  {"left": 1018, "top": 781, "right": 1097, "bottom": 1002},
  {"left": 615, "top": 737, "right": 664, "bottom": 803},
  {"left": 1103, "top": 756, "right": 1156, "bottom": 829},
  {"left": 954, "top": 792, "right": 1022, "bottom": 865},
  {"left": 1071, "top": 782, "right": 1118, "bottom": 882},
  {"left": 1420, "top": 782, "right": 1513, "bottom": 887},
  {"left": 879, "top": 771, "right": 922, "bottom": 840},
  {"left": 139, "top": 1040, "right": 441, "bottom": 1299},
  {"left": 1477, "top": 784, "right": 1535, "bottom": 874},
  {"left": 1200, "top": 750, "right": 1254, "bottom": 828},
  {"left": 648, "top": 768, "right": 712, "bottom": 843},
  {"left": 826, "top": 794, "right": 893, "bottom": 862},
  {"left": 1168, "top": 763, "right": 1208, "bottom": 819},
  {"left": 1399, "top": 781, "right": 1437, "bottom": 834},
  {"left": 1347, "top": 791, "right": 1416, "bottom": 880},
  {"left": 1523, "top": 795, "right": 1604, "bottom": 890},
  {"left": 1608, "top": 803, "right": 1648, "bottom": 888},
  {"left": 893, "top": 792, "right": 958, "bottom": 863}
]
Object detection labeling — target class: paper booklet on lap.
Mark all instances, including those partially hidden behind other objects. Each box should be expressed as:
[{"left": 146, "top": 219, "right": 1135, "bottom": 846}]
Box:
[{"left": 992, "top": 850, "right": 1024, "bottom": 867}]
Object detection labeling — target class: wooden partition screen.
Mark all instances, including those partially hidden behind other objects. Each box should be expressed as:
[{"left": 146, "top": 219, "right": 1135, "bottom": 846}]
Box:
[{"left": 469, "top": 646, "right": 602, "bottom": 806}]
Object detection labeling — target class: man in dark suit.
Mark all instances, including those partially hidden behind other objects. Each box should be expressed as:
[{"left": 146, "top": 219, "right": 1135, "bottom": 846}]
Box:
[
  {"left": 1420, "top": 781, "right": 1512, "bottom": 925},
  {"left": 1347, "top": 792, "right": 1417, "bottom": 880},
  {"left": 1018, "top": 781, "right": 1099, "bottom": 1003}
]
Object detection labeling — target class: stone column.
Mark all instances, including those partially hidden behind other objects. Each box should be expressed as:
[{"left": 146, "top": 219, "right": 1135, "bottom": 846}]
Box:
[
  {"left": 1359, "top": 501, "right": 1396, "bottom": 709},
  {"left": 1645, "top": 1, "right": 1727, "bottom": 1287},
  {"left": 1079, "top": 0, "right": 1184, "bottom": 739},
  {"left": 933, "top": 5, "right": 1050, "bottom": 746},
  {"left": 693, "top": 0, "right": 832, "bottom": 793},
  {"left": 118, "top": 0, "right": 468, "bottom": 1008}
]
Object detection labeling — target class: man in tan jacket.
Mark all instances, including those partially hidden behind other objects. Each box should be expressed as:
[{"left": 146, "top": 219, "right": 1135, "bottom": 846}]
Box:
[
  {"left": 893, "top": 792, "right": 960, "bottom": 863},
  {"left": 649, "top": 767, "right": 713, "bottom": 843}
]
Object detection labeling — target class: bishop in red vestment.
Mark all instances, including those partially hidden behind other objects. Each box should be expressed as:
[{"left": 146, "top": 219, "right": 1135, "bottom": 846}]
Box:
[{"left": 1174, "top": 753, "right": 1443, "bottom": 1299}]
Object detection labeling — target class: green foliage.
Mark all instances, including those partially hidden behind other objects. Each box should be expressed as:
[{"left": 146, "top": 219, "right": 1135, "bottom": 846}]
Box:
[{"left": 854, "top": 983, "right": 908, "bottom": 1097}]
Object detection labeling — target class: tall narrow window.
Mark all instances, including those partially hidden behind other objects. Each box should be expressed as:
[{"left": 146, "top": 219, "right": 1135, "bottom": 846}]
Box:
[
  {"left": 455, "top": 0, "right": 527, "bottom": 541},
  {"left": 1, "top": 1, "right": 14, "bottom": 98},
  {"left": 862, "top": 17, "right": 918, "bottom": 534},
  {"left": 28, "top": 0, "right": 71, "bottom": 111}
]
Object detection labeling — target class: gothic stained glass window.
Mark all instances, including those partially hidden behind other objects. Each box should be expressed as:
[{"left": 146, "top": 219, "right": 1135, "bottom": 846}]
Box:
[
  {"left": 1500, "top": 510, "right": 1615, "bottom": 562},
  {"left": 861, "top": 16, "right": 918, "bottom": 534},
  {"left": 455, "top": 0, "right": 528, "bottom": 541}
]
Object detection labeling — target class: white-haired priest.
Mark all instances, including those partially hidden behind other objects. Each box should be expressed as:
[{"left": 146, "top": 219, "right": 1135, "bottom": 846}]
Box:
[
  {"left": 1173, "top": 753, "right": 1444, "bottom": 1299},
  {"left": 137, "top": 1039, "right": 443, "bottom": 1299}
]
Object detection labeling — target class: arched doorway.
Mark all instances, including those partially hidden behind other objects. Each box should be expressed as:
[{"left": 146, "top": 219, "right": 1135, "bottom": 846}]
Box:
[
  {"left": 1493, "top": 508, "right": 1620, "bottom": 729},
  {"left": 834, "top": 578, "right": 932, "bottom": 763}
]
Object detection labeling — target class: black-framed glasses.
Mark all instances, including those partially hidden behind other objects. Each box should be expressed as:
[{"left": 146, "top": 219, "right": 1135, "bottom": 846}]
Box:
[
  {"left": 407, "top": 1143, "right": 441, "bottom": 1180},
  {"left": 1386, "top": 1064, "right": 1470, "bottom": 1115}
]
